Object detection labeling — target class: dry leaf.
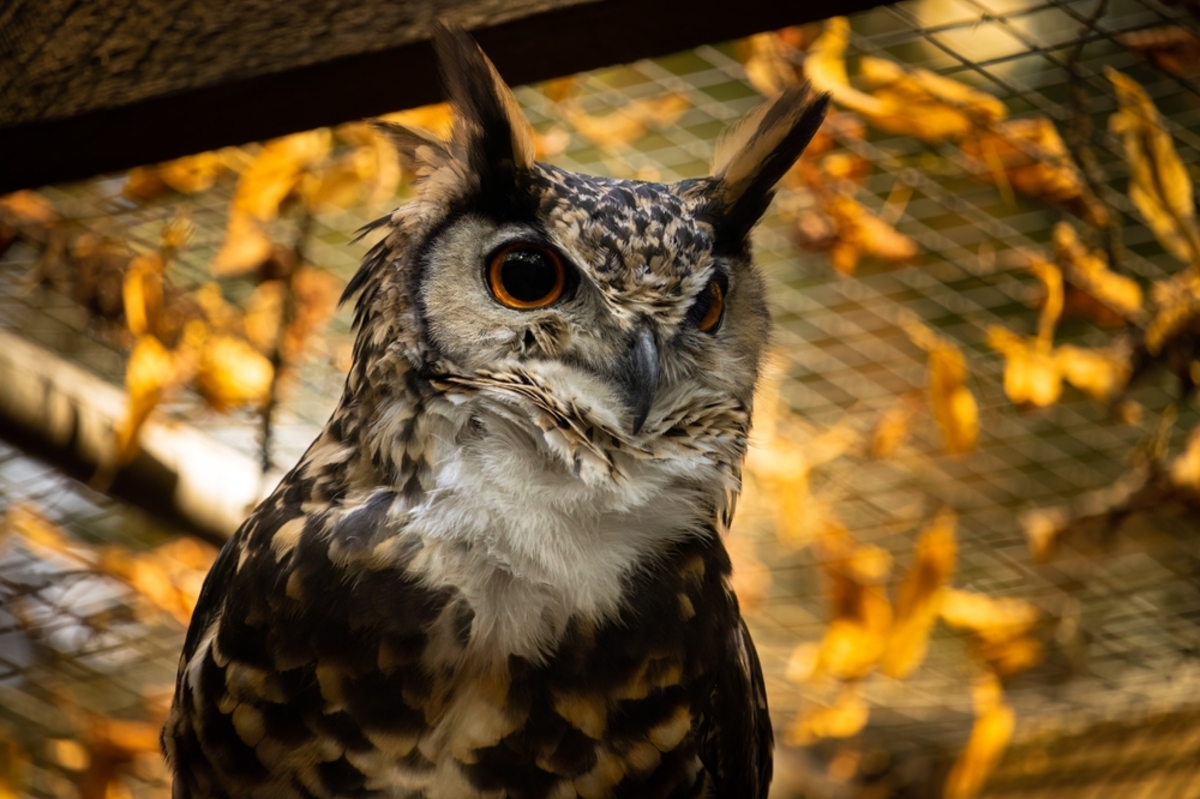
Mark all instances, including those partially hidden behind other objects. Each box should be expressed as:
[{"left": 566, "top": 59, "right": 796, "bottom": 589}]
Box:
[
  {"left": 986, "top": 326, "right": 1061, "bottom": 408},
  {"left": 97, "top": 538, "right": 217, "bottom": 625},
  {"left": 739, "top": 32, "right": 800, "bottom": 96},
  {"left": 1145, "top": 270, "right": 1200, "bottom": 355},
  {"left": 1054, "top": 345, "right": 1130, "bottom": 400},
  {"left": 813, "top": 521, "right": 893, "bottom": 680},
  {"left": 195, "top": 334, "right": 274, "bottom": 412},
  {"left": 804, "top": 20, "right": 1005, "bottom": 143},
  {"left": 960, "top": 118, "right": 1107, "bottom": 225},
  {"left": 563, "top": 95, "right": 691, "bottom": 150},
  {"left": 881, "top": 510, "right": 957, "bottom": 679},
  {"left": 786, "top": 682, "right": 870, "bottom": 746},
  {"left": 805, "top": 18, "right": 889, "bottom": 118},
  {"left": 378, "top": 103, "right": 455, "bottom": 139},
  {"left": 859, "top": 56, "right": 1007, "bottom": 143},
  {"left": 300, "top": 147, "right": 374, "bottom": 211},
  {"left": 0, "top": 190, "right": 59, "bottom": 227},
  {"left": 214, "top": 130, "right": 332, "bottom": 275},
  {"left": 869, "top": 394, "right": 919, "bottom": 459},
  {"left": 1052, "top": 222, "right": 1143, "bottom": 325},
  {"left": 944, "top": 673, "right": 1015, "bottom": 799},
  {"left": 915, "top": 333, "right": 979, "bottom": 456},
  {"left": 114, "top": 335, "right": 190, "bottom": 466},
  {"left": 1169, "top": 424, "right": 1200, "bottom": 493},
  {"left": 1120, "top": 26, "right": 1200, "bottom": 77},
  {"left": 1020, "top": 507, "right": 1068, "bottom": 563},
  {"left": 158, "top": 152, "right": 226, "bottom": 194},
  {"left": 1107, "top": 66, "right": 1200, "bottom": 265},
  {"left": 0, "top": 726, "right": 30, "bottom": 799},
  {"left": 824, "top": 192, "right": 919, "bottom": 274},
  {"left": 940, "top": 589, "right": 1039, "bottom": 639},
  {"left": 121, "top": 254, "right": 165, "bottom": 338}
]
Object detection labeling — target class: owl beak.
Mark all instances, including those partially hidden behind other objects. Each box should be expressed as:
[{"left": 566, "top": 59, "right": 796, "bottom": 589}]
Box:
[{"left": 617, "top": 327, "right": 660, "bottom": 436}]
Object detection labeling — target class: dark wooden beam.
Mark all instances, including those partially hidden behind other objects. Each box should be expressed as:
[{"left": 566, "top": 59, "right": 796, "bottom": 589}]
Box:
[{"left": 0, "top": 0, "right": 891, "bottom": 193}]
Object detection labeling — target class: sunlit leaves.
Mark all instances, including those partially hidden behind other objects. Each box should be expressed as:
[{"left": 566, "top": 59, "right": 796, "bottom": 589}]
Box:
[
  {"left": 1052, "top": 222, "right": 1143, "bottom": 326},
  {"left": 807, "top": 17, "right": 1005, "bottom": 144},
  {"left": 881, "top": 510, "right": 957, "bottom": 679},
  {"left": 906, "top": 324, "right": 979, "bottom": 456},
  {"left": 1107, "top": 67, "right": 1200, "bottom": 266},
  {"left": 960, "top": 117, "right": 1107, "bottom": 226},
  {"left": 214, "top": 130, "right": 331, "bottom": 276},
  {"left": 2, "top": 503, "right": 216, "bottom": 625},
  {"left": 944, "top": 673, "right": 1016, "bottom": 799}
]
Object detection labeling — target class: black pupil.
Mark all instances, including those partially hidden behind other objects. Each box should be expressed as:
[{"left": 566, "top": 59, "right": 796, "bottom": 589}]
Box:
[{"left": 501, "top": 249, "right": 558, "bottom": 303}]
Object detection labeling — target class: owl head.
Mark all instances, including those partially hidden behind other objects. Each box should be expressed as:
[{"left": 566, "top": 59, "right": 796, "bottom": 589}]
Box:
[{"left": 343, "top": 25, "right": 827, "bottom": 487}]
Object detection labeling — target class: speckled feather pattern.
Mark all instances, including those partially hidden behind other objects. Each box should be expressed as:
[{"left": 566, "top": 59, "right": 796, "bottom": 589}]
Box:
[{"left": 164, "top": 23, "right": 826, "bottom": 799}]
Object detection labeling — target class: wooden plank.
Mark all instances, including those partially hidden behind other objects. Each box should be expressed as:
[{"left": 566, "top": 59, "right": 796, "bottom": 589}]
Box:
[{"left": 0, "top": 0, "right": 892, "bottom": 192}]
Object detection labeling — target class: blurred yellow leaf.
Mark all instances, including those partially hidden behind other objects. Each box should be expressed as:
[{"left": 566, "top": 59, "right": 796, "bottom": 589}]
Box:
[
  {"left": 881, "top": 509, "right": 957, "bottom": 679},
  {"left": 786, "top": 682, "right": 870, "bottom": 746},
  {"left": 563, "top": 95, "right": 690, "bottom": 150},
  {"left": 824, "top": 192, "right": 919, "bottom": 274},
  {"left": 944, "top": 673, "right": 1015, "bottom": 799},
  {"left": 1021, "top": 507, "right": 1068, "bottom": 563},
  {"left": 805, "top": 18, "right": 888, "bottom": 118},
  {"left": 986, "top": 326, "right": 1061, "bottom": 408},
  {"left": 1145, "top": 270, "right": 1200, "bottom": 355},
  {"left": 960, "top": 118, "right": 1106, "bottom": 225},
  {"left": 813, "top": 521, "right": 893, "bottom": 680},
  {"left": 212, "top": 214, "right": 274, "bottom": 277},
  {"left": 0, "top": 725, "right": 30, "bottom": 799},
  {"left": 1052, "top": 222, "right": 1143, "bottom": 325},
  {"left": 214, "top": 130, "right": 332, "bottom": 275},
  {"left": 196, "top": 335, "right": 274, "bottom": 412},
  {"left": 161, "top": 213, "right": 195, "bottom": 253},
  {"left": 4, "top": 504, "right": 91, "bottom": 566},
  {"left": 534, "top": 127, "right": 571, "bottom": 160},
  {"left": 941, "top": 589, "right": 1039, "bottom": 640},
  {"left": 1107, "top": 66, "right": 1200, "bottom": 265},
  {"left": 48, "top": 739, "right": 88, "bottom": 771},
  {"left": 859, "top": 56, "right": 1007, "bottom": 143},
  {"left": 121, "top": 254, "right": 165, "bottom": 338},
  {"left": 1028, "top": 257, "right": 1064, "bottom": 346},
  {"left": 739, "top": 32, "right": 800, "bottom": 96},
  {"left": 869, "top": 395, "right": 918, "bottom": 459},
  {"left": 805, "top": 19, "right": 1006, "bottom": 143},
  {"left": 300, "top": 147, "right": 375, "bottom": 211},
  {"left": 1119, "top": 26, "right": 1200, "bottom": 77},
  {"left": 158, "top": 152, "right": 226, "bottom": 194},
  {"left": 1170, "top": 425, "right": 1200, "bottom": 493},
  {"left": 1054, "top": 345, "right": 1130, "bottom": 400},
  {"left": 98, "top": 538, "right": 217, "bottom": 625},
  {"left": 114, "top": 335, "right": 191, "bottom": 466},
  {"left": 917, "top": 334, "right": 978, "bottom": 456},
  {"left": 378, "top": 102, "right": 455, "bottom": 139},
  {"left": 0, "top": 190, "right": 59, "bottom": 226}
]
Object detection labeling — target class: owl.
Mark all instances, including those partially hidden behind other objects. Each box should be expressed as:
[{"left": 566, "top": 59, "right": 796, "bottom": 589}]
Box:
[{"left": 163, "top": 24, "right": 828, "bottom": 799}]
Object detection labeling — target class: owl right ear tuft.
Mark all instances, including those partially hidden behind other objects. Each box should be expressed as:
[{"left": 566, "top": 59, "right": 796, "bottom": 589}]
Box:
[
  {"left": 431, "top": 22, "right": 537, "bottom": 199},
  {"left": 710, "top": 84, "right": 830, "bottom": 252}
]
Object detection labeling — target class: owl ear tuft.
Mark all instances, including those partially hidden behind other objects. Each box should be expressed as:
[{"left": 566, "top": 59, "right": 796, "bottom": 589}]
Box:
[
  {"left": 432, "top": 22, "right": 537, "bottom": 190},
  {"left": 710, "top": 84, "right": 830, "bottom": 250}
]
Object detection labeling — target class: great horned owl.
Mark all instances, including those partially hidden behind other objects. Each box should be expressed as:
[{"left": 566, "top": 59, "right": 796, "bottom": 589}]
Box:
[{"left": 163, "top": 24, "right": 828, "bottom": 799}]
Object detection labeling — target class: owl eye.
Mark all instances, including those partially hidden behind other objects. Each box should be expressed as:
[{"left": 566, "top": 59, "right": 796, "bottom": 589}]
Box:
[
  {"left": 687, "top": 278, "right": 726, "bottom": 334},
  {"left": 486, "top": 244, "right": 567, "bottom": 310}
]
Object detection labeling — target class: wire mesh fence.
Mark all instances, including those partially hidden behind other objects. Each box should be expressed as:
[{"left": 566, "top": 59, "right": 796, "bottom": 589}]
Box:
[{"left": 2, "top": 0, "right": 1200, "bottom": 796}]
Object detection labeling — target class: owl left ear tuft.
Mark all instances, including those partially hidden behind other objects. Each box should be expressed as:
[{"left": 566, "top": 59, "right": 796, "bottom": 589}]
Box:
[
  {"left": 710, "top": 84, "right": 830, "bottom": 251},
  {"left": 432, "top": 22, "right": 537, "bottom": 192}
]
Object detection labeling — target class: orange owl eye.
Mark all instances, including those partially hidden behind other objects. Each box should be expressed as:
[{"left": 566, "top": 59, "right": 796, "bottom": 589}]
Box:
[
  {"left": 688, "top": 279, "right": 725, "bottom": 334},
  {"left": 486, "top": 244, "right": 566, "bottom": 310}
]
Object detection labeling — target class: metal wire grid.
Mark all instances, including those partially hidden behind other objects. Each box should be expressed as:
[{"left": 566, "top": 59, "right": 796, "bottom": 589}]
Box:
[
  {"left": 0, "top": 0, "right": 1199, "bottom": 788},
  {"left": 0, "top": 438, "right": 180, "bottom": 798}
]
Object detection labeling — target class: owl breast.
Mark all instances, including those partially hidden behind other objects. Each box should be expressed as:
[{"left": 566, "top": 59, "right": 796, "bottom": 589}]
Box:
[{"left": 400, "top": 393, "right": 726, "bottom": 665}]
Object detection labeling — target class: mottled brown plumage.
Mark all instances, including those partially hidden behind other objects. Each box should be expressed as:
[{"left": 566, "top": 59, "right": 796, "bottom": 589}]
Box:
[{"left": 164, "top": 23, "right": 828, "bottom": 799}]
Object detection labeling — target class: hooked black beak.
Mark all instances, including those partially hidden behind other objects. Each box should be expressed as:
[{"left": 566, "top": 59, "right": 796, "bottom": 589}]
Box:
[{"left": 616, "top": 327, "right": 659, "bottom": 435}]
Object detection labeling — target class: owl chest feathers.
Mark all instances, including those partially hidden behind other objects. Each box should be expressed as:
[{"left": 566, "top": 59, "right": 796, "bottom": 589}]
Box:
[{"left": 368, "top": 397, "right": 722, "bottom": 664}]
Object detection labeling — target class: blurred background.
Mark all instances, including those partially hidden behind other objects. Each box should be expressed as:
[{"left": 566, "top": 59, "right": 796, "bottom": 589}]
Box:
[{"left": 2, "top": 0, "right": 1200, "bottom": 796}]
